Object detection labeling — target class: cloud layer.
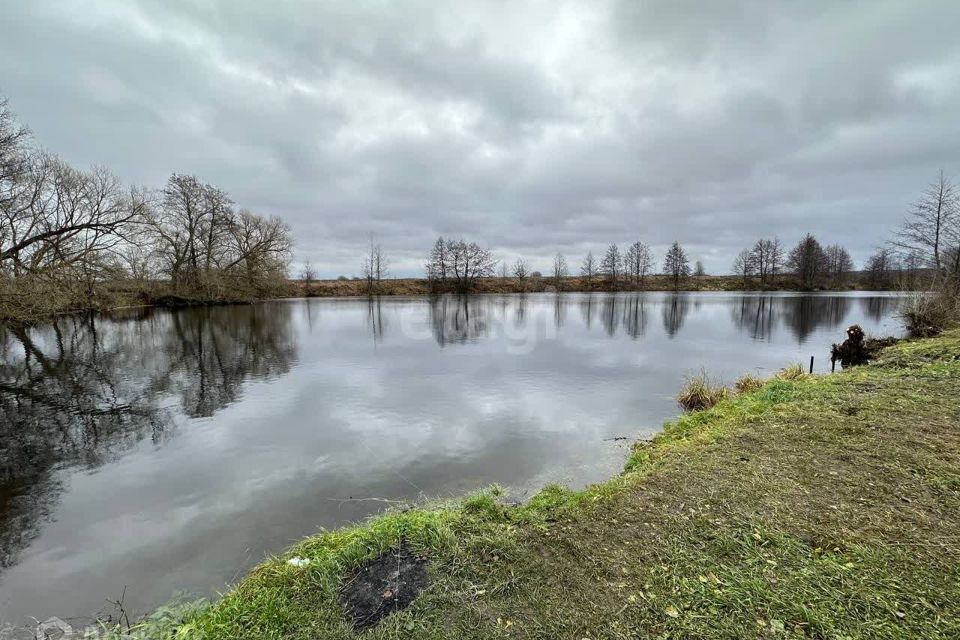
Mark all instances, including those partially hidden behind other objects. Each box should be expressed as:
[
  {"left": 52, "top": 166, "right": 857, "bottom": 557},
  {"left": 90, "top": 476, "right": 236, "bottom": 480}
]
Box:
[{"left": 2, "top": 0, "right": 959, "bottom": 276}]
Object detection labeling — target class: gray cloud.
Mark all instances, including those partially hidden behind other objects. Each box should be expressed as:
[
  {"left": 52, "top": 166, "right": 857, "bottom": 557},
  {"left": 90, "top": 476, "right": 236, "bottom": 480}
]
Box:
[{"left": 2, "top": 0, "right": 959, "bottom": 276}]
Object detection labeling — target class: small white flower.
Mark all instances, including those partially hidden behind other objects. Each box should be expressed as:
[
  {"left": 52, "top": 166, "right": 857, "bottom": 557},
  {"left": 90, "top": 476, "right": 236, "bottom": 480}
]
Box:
[{"left": 287, "top": 556, "right": 310, "bottom": 568}]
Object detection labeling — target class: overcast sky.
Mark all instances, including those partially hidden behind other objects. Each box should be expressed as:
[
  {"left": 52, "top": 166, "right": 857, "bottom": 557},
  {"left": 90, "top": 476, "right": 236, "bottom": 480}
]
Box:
[{"left": 2, "top": 1, "right": 959, "bottom": 277}]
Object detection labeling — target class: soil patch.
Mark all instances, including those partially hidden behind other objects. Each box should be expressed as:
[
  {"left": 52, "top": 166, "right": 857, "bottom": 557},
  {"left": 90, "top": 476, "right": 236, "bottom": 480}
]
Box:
[{"left": 340, "top": 543, "right": 428, "bottom": 631}]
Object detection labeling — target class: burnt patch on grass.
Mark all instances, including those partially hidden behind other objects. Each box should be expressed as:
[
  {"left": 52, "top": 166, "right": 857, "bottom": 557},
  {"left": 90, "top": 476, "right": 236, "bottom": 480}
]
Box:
[{"left": 340, "top": 543, "right": 428, "bottom": 631}]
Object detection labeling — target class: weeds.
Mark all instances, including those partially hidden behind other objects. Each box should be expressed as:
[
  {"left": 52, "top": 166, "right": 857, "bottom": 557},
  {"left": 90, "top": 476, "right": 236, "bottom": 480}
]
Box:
[
  {"left": 901, "top": 284, "right": 960, "bottom": 337},
  {"left": 777, "top": 363, "right": 808, "bottom": 380},
  {"left": 734, "top": 374, "right": 764, "bottom": 395},
  {"left": 677, "top": 369, "right": 729, "bottom": 412}
]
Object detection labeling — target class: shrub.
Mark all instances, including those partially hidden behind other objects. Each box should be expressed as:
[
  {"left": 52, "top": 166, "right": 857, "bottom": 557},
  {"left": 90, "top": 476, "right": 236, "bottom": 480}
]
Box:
[
  {"left": 901, "top": 286, "right": 959, "bottom": 337},
  {"left": 677, "top": 370, "right": 728, "bottom": 412},
  {"left": 734, "top": 374, "right": 764, "bottom": 395}
]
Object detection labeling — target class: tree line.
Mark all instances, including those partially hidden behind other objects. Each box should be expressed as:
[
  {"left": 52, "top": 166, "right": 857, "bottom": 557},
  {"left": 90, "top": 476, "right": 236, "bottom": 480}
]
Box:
[
  {"left": 421, "top": 169, "right": 959, "bottom": 294},
  {"left": 729, "top": 171, "right": 960, "bottom": 291},
  {"left": 1, "top": 97, "right": 292, "bottom": 319}
]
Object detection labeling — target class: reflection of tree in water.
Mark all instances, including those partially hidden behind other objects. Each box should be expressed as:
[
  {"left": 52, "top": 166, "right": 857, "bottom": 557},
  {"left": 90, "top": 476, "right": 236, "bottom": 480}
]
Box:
[
  {"left": 730, "top": 295, "right": 853, "bottom": 343},
  {"left": 622, "top": 294, "right": 648, "bottom": 339},
  {"left": 367, "top": 297, "right": 385, "bottom": 345},
  {"left": 0, "top": 304, "right": 296, "bottom": 571},
  {"left": 860, "top": 296, "right": 896, "bottom": 324},
  {"left": 579, "top": 294, "right": 596, "bottom": 330},
  {"left": 601, "top": 294, "right": 620, "bottom": 336},
  {"left": 156, "top": 305, "right": 297, "bottom": 418},
  {"left": 731, "top": 295, "right": 778, "bottom": 341},
  {"left": 514, "top": 294, "right": 528, "bottom": 328},
  {"left": 662, "top": 294, "right": 690, "bottom": 338},
  {"left": 429, "top": 295, "right": 489, "bottom": 346},
  {"left": 0, "top": 316, "right": 166, "bottom": 570},
  {"left": 780, "top": 296, "right": 851, "bottom": 343},
  {"left": 578, "top": 293, "right": 647, "bottom": 338},
  {"left": 553, "top": 294, "right": 567, "bottom": 329}
]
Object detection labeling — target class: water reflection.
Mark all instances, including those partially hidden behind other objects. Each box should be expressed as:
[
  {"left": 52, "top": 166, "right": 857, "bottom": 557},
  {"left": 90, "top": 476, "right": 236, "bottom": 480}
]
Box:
[
  {"left": 0, "top": 292, "right": 905, "bottom": 626},
  {"left": 367, "top": 297, "right": 386, "bottom": 345},
  {"left": 429, "top": 295, "right": 489, "bottom": 346},
  {"left": 579, "top": 293, "right": 596, "bottom": 330},
  {"left": 731, "top": 296, "right": 777, "bottom": 341},
  {"left": 622, "top": 295, "right": 648, "bottom": 339},
  {"left": 0, "top": 305, "right": 295, "bottom": 572},
  {"left": 779, "top": 296, "right": 851, "bottom": 344},
  {"left": 662, "top": 294, "right": 690, "bottom": 338},
  {"left": 553, "top": 293, "right": 567, "bottom": 329},
  {"left": 860, "top": 296, "right": 896, "bottom": 324},
  {"left": 421, "top": 292, "right": 896, "bottom": 346}
]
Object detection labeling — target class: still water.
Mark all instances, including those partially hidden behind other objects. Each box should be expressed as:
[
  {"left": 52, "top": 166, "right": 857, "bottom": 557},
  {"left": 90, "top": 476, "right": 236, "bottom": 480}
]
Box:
[{"left": 0, "top": 292, "right": 905, "bottom": 625}]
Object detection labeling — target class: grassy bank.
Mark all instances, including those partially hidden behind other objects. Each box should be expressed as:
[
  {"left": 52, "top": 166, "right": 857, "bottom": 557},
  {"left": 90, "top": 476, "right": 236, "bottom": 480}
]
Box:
[
  {"left": 0, "top": 279, "right": 288, "bottom": 322},
  {"left": 140, "top": 332, "right": 959, "bottom": 639}
]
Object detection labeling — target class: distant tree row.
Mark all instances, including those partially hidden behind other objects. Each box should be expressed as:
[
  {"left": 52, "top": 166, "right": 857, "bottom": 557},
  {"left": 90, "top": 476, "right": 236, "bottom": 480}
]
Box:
[
  {"left": 424, "top": 236, "right": 707, "bottom": 292},
  {"left": 416, "top": 170, "right": 960, "bottom": 296},
  {"left": 727, "top": 170, "right": 960, "bottom": 292}
]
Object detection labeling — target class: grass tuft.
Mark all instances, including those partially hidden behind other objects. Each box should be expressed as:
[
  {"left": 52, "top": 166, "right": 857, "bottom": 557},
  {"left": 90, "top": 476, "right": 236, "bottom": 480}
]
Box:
[
  {"left": 777, "top": 362, "right": 808, "bottom": 380},
  {"left": 677, "top": 370, "right": 729, "bottom": 412},
  {"left": 734, "top": 373, "right": 764, "bottom": 395}
]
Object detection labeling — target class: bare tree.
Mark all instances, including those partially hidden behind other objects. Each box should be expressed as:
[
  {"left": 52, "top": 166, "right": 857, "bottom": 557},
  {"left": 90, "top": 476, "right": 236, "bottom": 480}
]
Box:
[
  {"left": 750, "top": 239, "right": 769, "bottom": 282},
  {"left": 225, "top": 210, "right": 291, "bottom": 281},
  {"left": 426, "top": 236, "right": 448, "bottom": 282},
  {"left": 425, "top": 238, "right": 495, "bottom": 292},
  {"left": 732, "top": 249, "right": 756, "bottom": 284},
  {"left": 787, "top": 233, "right": 827, "bottom": 290},
  {"left": 0, "top": 96, "right": 294, "bottom": 318},
  {"left": 768, "top": 237, "right": 784, "bottom": 283},
  {"left": 894, "top": 170, "right": 958, "bottom": 273},
  {"left": 362, "top": 239, "right": 388, "bottom": 292},
  {"left": 513, "top": 257, "right": 528, "bottom": 279},
  {"left": 748, "top": 237, "right": 784, "bottom": 283},
  {"left": 1, "top": 153, "right": 143, "bottom": 278},
  {"left": 823, "top": 244, "right": 853, "bottom": 287},
  {"left": 300, "top": 260, "right": 316, "bottom": 284},
  {"left": 552, "top": 252, "right": 568, "bottom": 285},
  {"left": 897, "top": 250, "right": 924, "bottom": 289},
  {"left": 0, "top": 97, "right": 31, "bottom": 215},
  {"left": 694, "top": 260, "right": 706, "bottom": 277},
  {"left": 864, "top": 247, "right": 897, "bottom": 289},
  {"left": 580, "top": 250, "right": 596, "bottom": 283},
  {"left": 624, "top": 241, "right": 653, "bottom": 286},
  {"left": 600, "top": 244, "right": 622, "bottom": 282},
  {"left": 143, "top": 175, "right": 290, "bottom": 296},
  {"left": 662, "top": 241, "right": 690, "bottom": 290}
]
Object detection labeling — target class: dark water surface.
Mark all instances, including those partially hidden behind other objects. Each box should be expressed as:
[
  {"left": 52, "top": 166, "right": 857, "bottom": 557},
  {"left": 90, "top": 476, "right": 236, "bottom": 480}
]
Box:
[{"left": 0, "top": 292, "right": 905, "bottom": 625}]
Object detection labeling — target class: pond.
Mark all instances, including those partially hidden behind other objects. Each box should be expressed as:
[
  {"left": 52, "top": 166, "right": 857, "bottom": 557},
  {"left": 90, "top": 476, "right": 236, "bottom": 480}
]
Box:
[{"left": 0, "top": 291, "right": 906, "bottom": 626}]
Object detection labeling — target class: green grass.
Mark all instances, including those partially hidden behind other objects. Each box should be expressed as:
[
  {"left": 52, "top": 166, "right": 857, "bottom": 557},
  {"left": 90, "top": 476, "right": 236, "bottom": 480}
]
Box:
[{"left": 143, "top": 331, "right": 960, "bottom": 639}]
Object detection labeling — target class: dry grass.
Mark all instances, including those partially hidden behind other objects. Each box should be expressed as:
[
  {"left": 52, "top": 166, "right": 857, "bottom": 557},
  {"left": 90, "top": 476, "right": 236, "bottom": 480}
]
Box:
[
  {"left": 677, "top": 370, "right": 729, "bottom": 412},
  {"left": 777, "top": 363, "right": 808, "bottom": 380},
  {"left": 901, "top": 284, "right": 960, "bottom": 337},
  {"left": 734, "top": 373, "right": 764, "bottom": 395}
]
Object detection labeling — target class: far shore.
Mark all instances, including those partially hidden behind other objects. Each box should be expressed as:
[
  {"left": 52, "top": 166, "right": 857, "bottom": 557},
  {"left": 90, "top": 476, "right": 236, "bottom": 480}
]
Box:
[
  {"left": 293, "top": 273, "right": 911, "bottom": 298},
  {"left": 0, "top": 274, "right": 915, "bottom": 324}
]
